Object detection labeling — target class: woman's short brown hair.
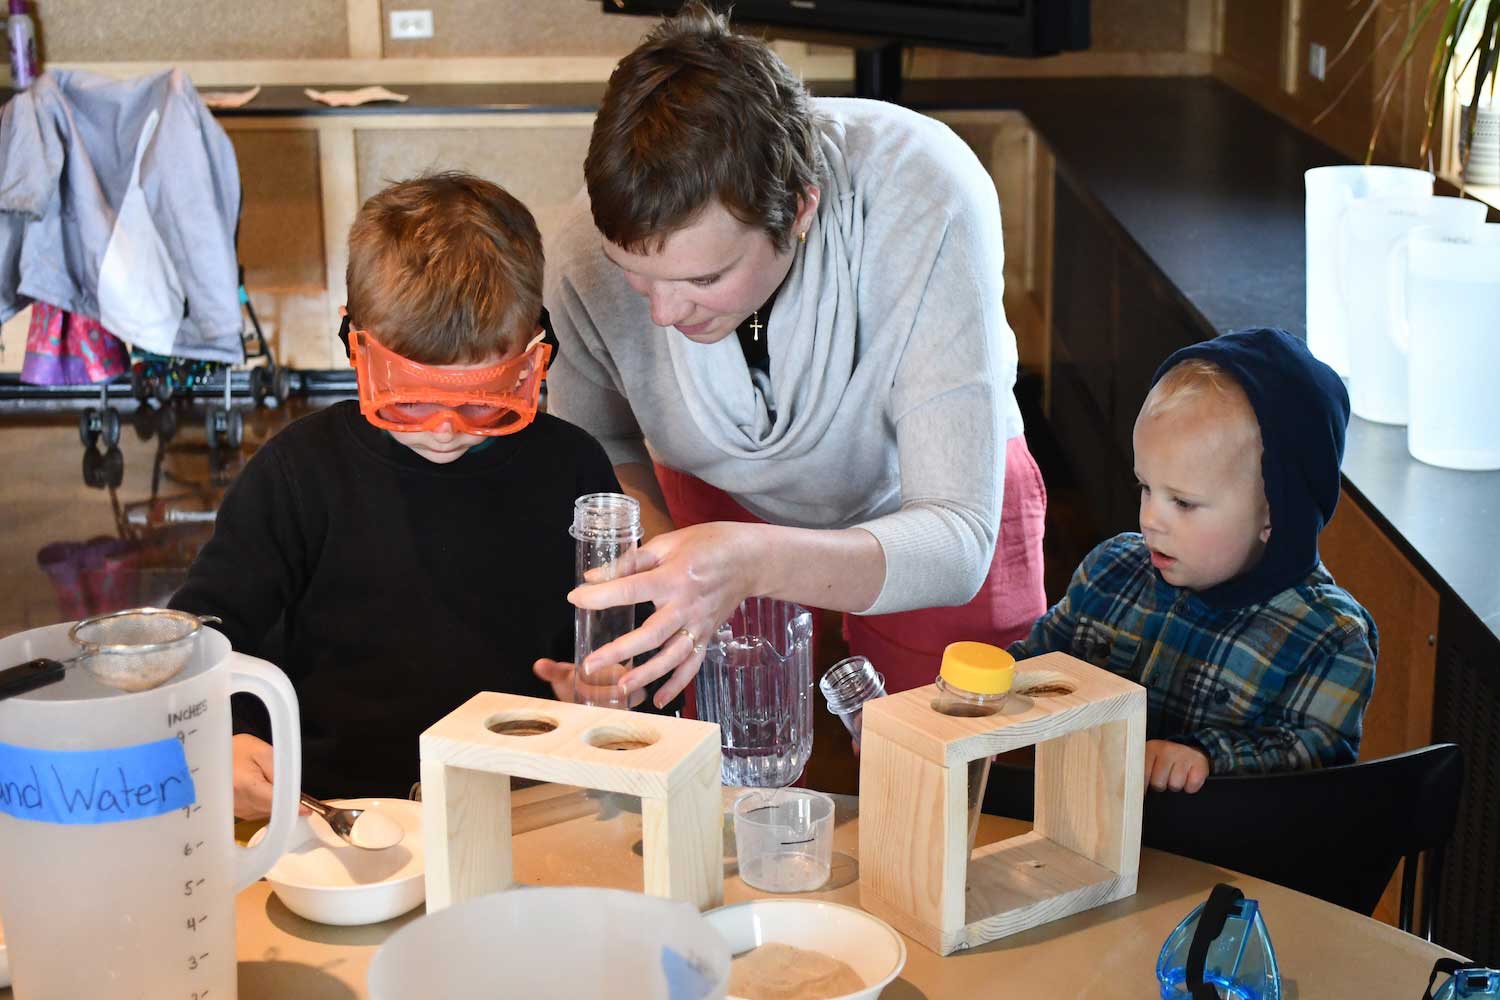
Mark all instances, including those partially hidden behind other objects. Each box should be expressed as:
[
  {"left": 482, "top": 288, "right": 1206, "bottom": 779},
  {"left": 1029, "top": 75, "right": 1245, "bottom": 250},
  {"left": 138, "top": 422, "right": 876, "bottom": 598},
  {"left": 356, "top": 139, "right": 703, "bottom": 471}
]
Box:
[
  {"left": 585, "top": 2, "right": 823, "bottom": 254},
  {"left": 345, "top": 172, "right": 543, "bottom": 364}
]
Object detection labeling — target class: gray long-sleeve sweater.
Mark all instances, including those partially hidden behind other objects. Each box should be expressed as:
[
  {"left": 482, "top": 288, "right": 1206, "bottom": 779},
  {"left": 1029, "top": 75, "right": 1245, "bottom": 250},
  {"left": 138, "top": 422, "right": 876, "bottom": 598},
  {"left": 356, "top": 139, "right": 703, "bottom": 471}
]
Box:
[{"left": 544, "top": 98, "right": 1023, "bottom": 616}]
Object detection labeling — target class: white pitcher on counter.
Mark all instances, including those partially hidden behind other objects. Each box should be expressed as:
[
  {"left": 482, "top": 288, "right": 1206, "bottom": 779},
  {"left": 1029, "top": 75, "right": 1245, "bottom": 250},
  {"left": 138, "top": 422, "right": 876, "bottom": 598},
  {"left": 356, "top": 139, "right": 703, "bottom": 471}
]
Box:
[
  {"left": 1405, "top": 223, "right": 1500, "bottom": 471},
  {"left": 1341, "top": 194, "right": 1489, "bottom": 425},
  {"left": 1304, "top": 165, "right": 1432, "bottom": 377},
  {"left": 0, "top": 621, "right": 301, "bottom": 1000}
]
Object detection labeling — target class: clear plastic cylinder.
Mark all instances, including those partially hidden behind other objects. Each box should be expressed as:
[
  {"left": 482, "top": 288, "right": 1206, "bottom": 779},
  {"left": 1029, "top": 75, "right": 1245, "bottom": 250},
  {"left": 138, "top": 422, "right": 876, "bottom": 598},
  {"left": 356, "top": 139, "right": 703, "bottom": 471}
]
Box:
[
  {"left": 570, "top": 493, "right": 641, "bottom": 711},
  {"left": 818, "top": 655, "right": 886, "bottom": 746},
  {"left": 931, "top": 642, "right": 1015, "bottom": 851}
]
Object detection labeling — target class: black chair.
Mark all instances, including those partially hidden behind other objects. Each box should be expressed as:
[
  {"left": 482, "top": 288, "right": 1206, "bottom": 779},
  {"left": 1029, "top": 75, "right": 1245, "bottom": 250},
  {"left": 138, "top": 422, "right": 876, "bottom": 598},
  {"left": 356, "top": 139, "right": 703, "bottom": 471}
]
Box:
[{"left": 981, "top": 743, "right": 1464, "bottom": 938}]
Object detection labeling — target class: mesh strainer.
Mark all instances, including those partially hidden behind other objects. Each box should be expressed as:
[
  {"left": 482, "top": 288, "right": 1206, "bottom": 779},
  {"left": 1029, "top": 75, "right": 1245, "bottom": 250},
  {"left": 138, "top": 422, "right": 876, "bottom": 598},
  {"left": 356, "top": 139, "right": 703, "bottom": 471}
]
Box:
[{"left": 0, "top": 608, "right": 221, "bottom": 698}]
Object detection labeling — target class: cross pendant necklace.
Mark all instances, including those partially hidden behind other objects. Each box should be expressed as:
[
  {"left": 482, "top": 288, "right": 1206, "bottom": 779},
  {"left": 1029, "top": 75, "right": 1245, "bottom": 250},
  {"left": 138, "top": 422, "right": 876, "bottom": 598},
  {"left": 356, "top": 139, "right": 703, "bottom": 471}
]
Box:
[{"left": 748, "top": 311, "right": 763, "bottom": 342}]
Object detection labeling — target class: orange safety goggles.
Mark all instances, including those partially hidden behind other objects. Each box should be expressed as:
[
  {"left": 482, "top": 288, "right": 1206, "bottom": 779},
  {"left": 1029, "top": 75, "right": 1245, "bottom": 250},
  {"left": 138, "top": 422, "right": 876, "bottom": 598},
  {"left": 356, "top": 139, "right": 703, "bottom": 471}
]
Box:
[{"left": 347, "top": 325, "right": 551, "bottom": 437}]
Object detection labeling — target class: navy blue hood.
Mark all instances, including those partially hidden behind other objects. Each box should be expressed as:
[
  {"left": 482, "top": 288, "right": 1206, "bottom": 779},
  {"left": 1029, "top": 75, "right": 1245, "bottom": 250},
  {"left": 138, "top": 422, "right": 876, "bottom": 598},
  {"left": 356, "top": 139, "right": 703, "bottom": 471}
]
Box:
[{"left": 1150, "top": 327, "right": 1350, "bottom": 609}]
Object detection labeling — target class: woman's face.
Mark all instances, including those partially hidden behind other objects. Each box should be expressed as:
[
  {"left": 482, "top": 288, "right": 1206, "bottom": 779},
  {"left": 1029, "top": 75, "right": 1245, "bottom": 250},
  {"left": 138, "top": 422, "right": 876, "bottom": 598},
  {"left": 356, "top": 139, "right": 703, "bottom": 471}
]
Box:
[{"left": 600, "top": 195, "right": 817, "bottom": 344}]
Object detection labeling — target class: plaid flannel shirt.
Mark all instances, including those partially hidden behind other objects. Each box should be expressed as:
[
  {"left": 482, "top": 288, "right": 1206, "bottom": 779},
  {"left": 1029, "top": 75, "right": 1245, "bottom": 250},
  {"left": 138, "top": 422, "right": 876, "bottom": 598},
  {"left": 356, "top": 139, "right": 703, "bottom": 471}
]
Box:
[{"left": 1009, "top": 533, "right": 1377, "bottom": 775}]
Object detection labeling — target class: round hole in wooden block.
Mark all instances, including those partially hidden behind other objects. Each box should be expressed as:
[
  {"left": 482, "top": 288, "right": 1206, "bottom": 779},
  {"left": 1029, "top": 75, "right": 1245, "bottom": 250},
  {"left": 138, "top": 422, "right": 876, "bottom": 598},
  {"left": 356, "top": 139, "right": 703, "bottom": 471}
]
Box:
[
  {"left": 486, "top": 712, "right": 559, "bottom": 737},
  {"left": 1013, "top": 670, "right": 1076, "bottom": 697},
  {"left": 583, "top": 724, "right": 659, "bottom": 751},
  {"left": 930, "top": 699, "right": 1000, "bottom": 718}
]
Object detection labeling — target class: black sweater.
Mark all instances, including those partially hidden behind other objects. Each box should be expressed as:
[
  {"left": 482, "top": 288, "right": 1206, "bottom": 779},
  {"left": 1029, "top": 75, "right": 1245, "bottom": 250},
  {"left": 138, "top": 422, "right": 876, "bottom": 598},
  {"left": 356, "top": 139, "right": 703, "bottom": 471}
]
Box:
[{"left": 171, "top": 402, "right": 621, "bottom": 798}]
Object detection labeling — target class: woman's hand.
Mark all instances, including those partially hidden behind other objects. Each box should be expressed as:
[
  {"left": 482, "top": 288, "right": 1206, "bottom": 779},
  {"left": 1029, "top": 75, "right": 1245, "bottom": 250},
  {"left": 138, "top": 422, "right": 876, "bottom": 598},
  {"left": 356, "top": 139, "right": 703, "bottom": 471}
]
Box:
[
  {"left": 569, "top": 521, "right": 764, "bottom": 709},
  {"left": 532, "top": 658, "right": 646, "bottom": 708},
  {"left": 1144, "top": 739, "right": 1211, "bottom": 793}
]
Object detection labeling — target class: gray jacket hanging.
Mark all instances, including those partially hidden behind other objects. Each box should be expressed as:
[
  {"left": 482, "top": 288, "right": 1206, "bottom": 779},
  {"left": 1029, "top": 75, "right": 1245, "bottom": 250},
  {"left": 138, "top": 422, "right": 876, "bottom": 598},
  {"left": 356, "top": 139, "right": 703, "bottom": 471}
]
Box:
[{"left": 0, "top": 69, "right": 243, "bottom": 363}]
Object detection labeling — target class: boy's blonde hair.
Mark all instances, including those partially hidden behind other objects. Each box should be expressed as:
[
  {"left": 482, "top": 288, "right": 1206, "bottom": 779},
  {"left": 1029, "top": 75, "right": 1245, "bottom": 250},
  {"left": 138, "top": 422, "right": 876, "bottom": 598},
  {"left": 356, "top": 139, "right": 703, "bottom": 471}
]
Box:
[
  {"left": 345, "top": 172, "right": 543, "bottom": 364},
  {"left": 1141, "top": 358, "right": 1260, "bottom": 446}
]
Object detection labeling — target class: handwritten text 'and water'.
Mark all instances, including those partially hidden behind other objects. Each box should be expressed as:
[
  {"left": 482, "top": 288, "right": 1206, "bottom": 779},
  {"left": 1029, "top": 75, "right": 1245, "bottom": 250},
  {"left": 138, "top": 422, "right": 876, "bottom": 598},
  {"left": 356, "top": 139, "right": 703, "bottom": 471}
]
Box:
[{"left": 0, "top": 738, "right": 197, "bottom": 825}]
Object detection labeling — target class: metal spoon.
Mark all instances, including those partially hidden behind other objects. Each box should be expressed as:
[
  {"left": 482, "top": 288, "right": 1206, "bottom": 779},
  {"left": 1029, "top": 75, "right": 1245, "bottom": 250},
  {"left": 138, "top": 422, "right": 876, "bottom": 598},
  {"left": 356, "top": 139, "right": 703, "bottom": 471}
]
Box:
[{"left": 299, "top": 793, "right": 404, "bottom": 850}]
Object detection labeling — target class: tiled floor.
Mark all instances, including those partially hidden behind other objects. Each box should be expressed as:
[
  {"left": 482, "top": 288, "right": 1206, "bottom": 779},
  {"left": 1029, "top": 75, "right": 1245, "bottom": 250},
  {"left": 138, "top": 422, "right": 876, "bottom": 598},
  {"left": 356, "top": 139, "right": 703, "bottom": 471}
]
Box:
[{"left": 0, "top": 385, "right": 1088, "bottom": 800}]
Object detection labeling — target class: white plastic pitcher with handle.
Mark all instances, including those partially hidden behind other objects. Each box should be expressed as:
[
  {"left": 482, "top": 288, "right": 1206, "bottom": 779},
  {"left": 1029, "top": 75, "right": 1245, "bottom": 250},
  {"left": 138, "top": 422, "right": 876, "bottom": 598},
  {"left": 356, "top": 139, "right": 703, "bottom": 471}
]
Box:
[
  {"left": 1304, "top": 165, "right": 1432, "bottom": 377},
  {"left": 1343, "top": 194, "right": 1488, "bottom": 425},
  {"left": 1406, "top": 223, "right": 1500, "bottom": 471},
  {"left": 0, "top": 621, "right": 301, "bottom": 1000}
]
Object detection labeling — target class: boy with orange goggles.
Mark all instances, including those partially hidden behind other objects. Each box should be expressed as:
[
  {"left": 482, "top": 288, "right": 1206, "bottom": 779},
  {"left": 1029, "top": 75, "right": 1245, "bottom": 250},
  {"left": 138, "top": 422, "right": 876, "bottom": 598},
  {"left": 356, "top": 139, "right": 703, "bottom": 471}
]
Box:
[{"left": 170, "top": 173, "right": 653, "bottom": 815}]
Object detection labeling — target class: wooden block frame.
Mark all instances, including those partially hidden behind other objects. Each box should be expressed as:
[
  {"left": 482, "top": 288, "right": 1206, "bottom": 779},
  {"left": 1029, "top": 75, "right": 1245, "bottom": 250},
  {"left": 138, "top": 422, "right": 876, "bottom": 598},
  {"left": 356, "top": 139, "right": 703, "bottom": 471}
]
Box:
[
  {"left": 857, "top": 652, "right": 1146, "bottom": 955},
  {"left": 419, "top": 692, "right": 724, "bottom": 913}
]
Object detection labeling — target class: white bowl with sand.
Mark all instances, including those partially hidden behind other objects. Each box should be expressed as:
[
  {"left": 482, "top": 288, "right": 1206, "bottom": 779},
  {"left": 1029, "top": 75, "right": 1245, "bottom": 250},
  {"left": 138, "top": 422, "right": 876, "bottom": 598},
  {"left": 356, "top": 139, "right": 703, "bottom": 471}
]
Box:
[{"left": 705, "top": 899, "right": 906, "bottom": 1000}]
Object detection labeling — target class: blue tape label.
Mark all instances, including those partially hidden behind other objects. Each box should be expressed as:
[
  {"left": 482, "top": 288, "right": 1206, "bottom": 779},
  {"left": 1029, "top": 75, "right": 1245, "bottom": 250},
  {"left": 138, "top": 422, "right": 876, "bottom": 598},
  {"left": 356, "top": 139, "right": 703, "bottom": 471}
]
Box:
[
  {"left": 661, "top": 944, "right": 719, "bottom": 1000},
  {"left": 0, "top": 738, "right": 197, "bottom": 825}
]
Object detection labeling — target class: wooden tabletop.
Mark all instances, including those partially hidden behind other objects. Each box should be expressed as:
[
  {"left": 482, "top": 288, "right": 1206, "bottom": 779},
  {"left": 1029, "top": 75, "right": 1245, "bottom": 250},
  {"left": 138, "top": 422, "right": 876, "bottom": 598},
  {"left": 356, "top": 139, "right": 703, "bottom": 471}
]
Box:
[{"left": 197, "top": 784, "right": 1461, "bottom": 1000}]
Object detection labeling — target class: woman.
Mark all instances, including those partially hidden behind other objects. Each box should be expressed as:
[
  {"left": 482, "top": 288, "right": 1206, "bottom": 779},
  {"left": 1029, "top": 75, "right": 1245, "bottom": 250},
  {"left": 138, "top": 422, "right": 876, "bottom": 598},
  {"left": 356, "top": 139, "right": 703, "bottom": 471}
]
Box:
[{"left": 534, "top": 3, "right": 1046, "bottom": 709}]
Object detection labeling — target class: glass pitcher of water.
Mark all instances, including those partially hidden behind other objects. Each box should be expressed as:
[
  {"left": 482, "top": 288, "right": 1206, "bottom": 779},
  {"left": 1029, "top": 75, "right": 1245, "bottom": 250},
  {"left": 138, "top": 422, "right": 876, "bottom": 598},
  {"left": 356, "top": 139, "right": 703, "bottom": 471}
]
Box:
[
  {"left": 694, "top": 598, "right": 814, "bottom": 787},
  {"left": 0, "top": 620, "right": 301, "bottom": 999}
]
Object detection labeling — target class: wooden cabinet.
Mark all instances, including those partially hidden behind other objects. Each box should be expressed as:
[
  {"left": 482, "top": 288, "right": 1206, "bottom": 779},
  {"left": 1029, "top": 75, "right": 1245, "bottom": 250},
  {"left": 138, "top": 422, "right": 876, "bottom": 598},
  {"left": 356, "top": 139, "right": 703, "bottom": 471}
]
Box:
[
  {"left": 1318, "top": 488, "right": 1440, "bottom": 930},
  {"left": 1050, "top": 180, "right": 1128, "bottom": 536},
  {"left": 1049, "top": 176, "right": 1204, "bottom": 537},
  {"left": 1319, "top": 492, "right": 1440, "bottom": 761}
]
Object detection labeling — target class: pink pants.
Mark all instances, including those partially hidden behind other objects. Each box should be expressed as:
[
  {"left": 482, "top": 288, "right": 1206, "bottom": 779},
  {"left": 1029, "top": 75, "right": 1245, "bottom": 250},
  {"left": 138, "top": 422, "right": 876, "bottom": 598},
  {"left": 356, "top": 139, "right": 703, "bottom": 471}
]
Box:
[{"left": 656, "top": 434, "right": 1047, "bottom": 695}]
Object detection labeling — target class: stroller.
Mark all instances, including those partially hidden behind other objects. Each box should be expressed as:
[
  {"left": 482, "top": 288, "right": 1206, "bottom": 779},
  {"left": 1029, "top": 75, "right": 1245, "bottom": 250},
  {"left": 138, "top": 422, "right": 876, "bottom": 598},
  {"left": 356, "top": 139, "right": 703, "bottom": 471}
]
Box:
[
  {"left": 77, "top": 264, "right": 294, "bottom": 454},
  {"left": 0, "top": 69, "right": 295, "bottom": 455}
]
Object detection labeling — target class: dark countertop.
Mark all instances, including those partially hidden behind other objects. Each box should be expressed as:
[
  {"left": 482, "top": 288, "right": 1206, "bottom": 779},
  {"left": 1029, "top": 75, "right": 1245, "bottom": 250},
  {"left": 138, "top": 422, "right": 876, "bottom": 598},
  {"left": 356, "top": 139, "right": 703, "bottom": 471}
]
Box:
[
  {"left": 4, "top": 75, "right": 1495, "bottom": 637},
  {"left": 902, "top": 77, "right": 1332, "bottom": 337}
]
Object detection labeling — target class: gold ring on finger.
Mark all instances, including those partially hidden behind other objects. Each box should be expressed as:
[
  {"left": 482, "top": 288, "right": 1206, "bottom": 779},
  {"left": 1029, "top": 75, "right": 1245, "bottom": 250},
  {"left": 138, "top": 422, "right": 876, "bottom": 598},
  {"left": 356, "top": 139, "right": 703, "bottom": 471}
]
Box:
[{"left": 675, "top": 626, "right": 706, "bottom": 655}]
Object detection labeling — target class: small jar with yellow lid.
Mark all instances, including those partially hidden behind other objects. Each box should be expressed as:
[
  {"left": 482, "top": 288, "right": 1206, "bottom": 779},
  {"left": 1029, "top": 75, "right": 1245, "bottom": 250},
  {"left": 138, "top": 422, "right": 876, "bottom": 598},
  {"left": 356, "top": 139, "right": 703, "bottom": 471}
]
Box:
[
  {"left": 932, "top": 641, "right": 1016, "bottom": 848},
  {"left": 933, "top": 641, "right": 1015, "bottom": 717}
]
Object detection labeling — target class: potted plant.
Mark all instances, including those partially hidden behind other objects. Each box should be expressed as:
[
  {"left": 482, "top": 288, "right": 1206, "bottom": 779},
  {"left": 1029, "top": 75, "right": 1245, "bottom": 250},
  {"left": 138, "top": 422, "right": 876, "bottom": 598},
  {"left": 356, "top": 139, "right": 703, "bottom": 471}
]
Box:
[{"left": 1322, "top": 0, "right": 1498, "bottom": 182}]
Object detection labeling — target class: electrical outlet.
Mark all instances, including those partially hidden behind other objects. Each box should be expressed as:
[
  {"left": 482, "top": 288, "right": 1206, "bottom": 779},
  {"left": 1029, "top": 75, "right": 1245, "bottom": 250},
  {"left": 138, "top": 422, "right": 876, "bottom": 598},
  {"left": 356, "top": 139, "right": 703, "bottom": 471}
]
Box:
[
  {"left": 1308, "top": 42, "right": 1327, "bottom": 82},
  {"left": 390, "top": 9, "right": 434, "bottom": 40}
]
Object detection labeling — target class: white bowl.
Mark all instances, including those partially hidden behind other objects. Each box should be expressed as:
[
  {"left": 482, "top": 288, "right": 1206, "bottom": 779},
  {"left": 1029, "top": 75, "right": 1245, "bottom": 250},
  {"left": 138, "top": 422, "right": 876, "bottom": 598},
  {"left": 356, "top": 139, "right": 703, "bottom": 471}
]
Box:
[
  {"left": 704, "top": 899, "right": 906, "bottom": 1000},
  {"left": 249, "top": 798, "right": 424, "bottom": 926}
]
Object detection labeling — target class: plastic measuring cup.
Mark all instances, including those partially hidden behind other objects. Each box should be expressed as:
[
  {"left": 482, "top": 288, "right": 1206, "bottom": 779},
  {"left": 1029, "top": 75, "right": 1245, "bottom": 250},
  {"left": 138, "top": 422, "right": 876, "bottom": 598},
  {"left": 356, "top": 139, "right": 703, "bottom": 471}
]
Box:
[{"left": 732, "top": 788, "right": 835, "bottom": 893}]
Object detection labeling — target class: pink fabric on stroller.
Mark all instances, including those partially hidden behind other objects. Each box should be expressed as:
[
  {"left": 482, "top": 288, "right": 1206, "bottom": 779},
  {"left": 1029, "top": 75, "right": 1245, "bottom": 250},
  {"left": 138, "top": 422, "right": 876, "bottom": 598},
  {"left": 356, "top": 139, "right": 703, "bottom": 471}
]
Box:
[{"left": 22, "top": 301, "right": 130, "bottom": 385}]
